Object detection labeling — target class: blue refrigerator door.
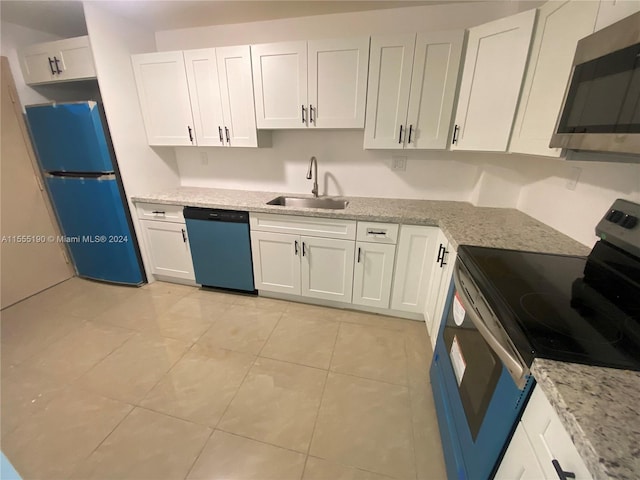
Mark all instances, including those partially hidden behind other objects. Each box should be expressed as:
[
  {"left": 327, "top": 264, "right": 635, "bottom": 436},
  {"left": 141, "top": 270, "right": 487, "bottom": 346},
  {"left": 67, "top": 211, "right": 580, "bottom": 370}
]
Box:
[
  {"left": 46, "top": 175, "right": 143, "bottom": 285},
  {"left": 25, "top": 102, "right": 114, "bottom": 173}
]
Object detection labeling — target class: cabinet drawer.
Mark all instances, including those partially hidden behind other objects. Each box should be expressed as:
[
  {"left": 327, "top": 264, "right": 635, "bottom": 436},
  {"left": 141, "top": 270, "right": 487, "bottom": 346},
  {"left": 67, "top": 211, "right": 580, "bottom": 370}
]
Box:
[
  {"left": 356, "top": 222, "right": 398, "bottom": 244},
  {"left": 250, "top": 213, "right": 356, "bottom": 240},
  {"left": 137, "top": 203, "right": 184, "bottom": 222}
]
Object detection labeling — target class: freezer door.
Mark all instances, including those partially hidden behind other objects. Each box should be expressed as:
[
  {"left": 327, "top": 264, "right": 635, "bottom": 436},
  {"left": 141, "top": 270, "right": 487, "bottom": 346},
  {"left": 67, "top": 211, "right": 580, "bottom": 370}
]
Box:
[
  {"left": 46, "top": 176, "right": 143, "bottom": 285},
  {"left": 25, "top": 102, "right": 114, "bottom": 173}
]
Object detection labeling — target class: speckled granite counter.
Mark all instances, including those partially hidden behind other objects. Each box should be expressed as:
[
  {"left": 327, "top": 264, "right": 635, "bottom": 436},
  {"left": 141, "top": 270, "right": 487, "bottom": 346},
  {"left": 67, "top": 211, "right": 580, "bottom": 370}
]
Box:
[
  {"left": 131, "top": 186, "right": 590, "bottom": 255},
  {"left": 532, "top": 360, "right": 640, "bottom": 480},
  {"left": 133, "top": 186, "right": 636, "bottom": 479}
]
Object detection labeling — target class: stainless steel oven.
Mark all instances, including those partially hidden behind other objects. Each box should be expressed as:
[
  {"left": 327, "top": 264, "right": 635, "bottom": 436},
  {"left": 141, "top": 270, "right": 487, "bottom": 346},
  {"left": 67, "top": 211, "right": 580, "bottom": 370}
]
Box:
[{"left": 431, "top": 198, "right": 640, "bottom": 479}]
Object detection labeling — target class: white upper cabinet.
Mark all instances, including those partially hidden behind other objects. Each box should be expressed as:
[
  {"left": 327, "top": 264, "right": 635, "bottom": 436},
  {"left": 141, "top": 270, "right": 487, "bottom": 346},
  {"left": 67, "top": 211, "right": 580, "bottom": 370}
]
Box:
[
  {"left": 308, "top": 37, "right": 370, "bottom": 128},
  {"left": 216, "top": 46, "right": 260, "bottom": 147},
  {"left": 183, "top": 48, "right": 226, "bottom": 146},
  {"left": 134, "top": 47, "right": 261, "bottom": 147},
  {"left": 184, "top": 46, "right": 260, "bottom": 147},
  {"left": 132, "top": 51, "right": 195, "bottom": 146},
  {"left": 594, "top": 0, "right": 640, "bottom": 31},
  {"left": 251, "top": 41, "right": 308, "bottom": 129},
  {"left": 364, "top": 31, "right": 463, "bottom": 149},
  {"left": 19, "top": 36, "right": 96, "bottom": 85},
  {"left": 451, "top": 9, "right": 536, "bottom": 152},
  {"left": 364, "top": 34, "right": 416, "bottom": 148},
  {"left": 251, "top": 37, "right": 369, "bottom": 129},
  {"left": 509, "top": 1, "right": 598, "bottom": 157}
]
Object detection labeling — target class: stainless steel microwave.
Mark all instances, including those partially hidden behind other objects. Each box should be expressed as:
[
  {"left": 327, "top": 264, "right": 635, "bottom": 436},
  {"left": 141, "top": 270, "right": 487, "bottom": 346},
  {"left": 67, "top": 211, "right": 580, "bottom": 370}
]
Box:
[{"left": 550, "top": 11, "right": 640, "bottom": 156}]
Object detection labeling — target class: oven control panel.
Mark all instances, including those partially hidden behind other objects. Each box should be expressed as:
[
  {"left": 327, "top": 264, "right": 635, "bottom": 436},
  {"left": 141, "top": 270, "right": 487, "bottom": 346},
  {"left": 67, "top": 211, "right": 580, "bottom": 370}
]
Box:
[{"left": 597, "top": 199, "right": 640, "bottom": 258}]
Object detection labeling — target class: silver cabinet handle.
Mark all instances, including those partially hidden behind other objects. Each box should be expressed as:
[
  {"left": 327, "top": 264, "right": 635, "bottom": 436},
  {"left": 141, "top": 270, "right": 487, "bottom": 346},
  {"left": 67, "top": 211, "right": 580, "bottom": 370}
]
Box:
[
  {"left": 309, "top": 104, "right": 315, "bottom": 125},
  {"left": 225, "top": 126, "right": 230, "bottom": 144},
  {"left": 408, "top": 124, "right": 413, "bottom": 144},
  {"left": 181, "top": 228, "right": 187, "bottom": 243},
  {"left": 302, "top": 241, "right": 306, "bottom": 257},
  {"left": 188, "top": 126, "right": 194, "bottom": 143},
  {"left": 398, "top": 125, "right": 403, "bottom": 144},
  {"left": 151, "top": 210, "right": 165, "bottom": 215},
  {"left": 218, "top": 126, "right": 224, "bottom": 144},
  {"left": 357, "top": 247, "right": 361, "bottom": 263},
  {"left": 294, "top": 240, "right": 299, "bottom": 256},
  {"left": 301, "top": 105, "right": 306, "bottom": 124},
  {"left": 366, "top": 229, "right": 387, "bottom": 236},
  {"left": 48, "top": 57, "right": 56, "bottom": 75},
  {"left": 53, "top": 56, "right": 62, "bottom": 74}
]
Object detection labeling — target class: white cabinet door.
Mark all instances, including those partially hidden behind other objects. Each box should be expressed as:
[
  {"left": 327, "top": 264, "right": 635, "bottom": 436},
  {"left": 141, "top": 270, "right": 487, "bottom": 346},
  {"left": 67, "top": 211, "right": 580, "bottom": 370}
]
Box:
[
  {"left": 364, "top": 34, "right": 416, "bottom": 149},
  {"left": 251, "top": 231, "right": 301, "bottom": 295},
  {"left": 132, "top": 51, "right": 195, "bottom": 146},
  {"left": 521, "top": 387, "right": 593, "bottom": 480},
  {"left": 495, "top": 423, "right": 546, "bottom": 480},
  {"left": 391, "top": 225, "right": 439, "bottom": 313},
  {"left": 55, "top": 36, "right": 96, "bottom": 82},
  {"left": 20, "top": 45, "right": 56, "bottom": 84},
  {"left": 251, "top": 41, "right": 308, "bottom": 129},
  {"left": 510, "top": 1, "right": 598, "bottom": 157},
  {"left": 423, "top": 231, "right": 455, "bottom": 345},
  {"left": 183, "top": 48, "right": 226, "bottom": 147},
  {"left": 301, "top": 236, "right": 355, "bottom": 303},
  {"left": 19, "top": 36, "right": 95, "bottom": 85},
  {"left": 308, "top": 37, "right": 369, "bottom": 128},
  {"left": 452, "top": 9, "right": 536, "bottom": 152},
  {"left": 406, "top": 31, "right": 464, "bottom": 150},
  {"left": 140, "top": 220, "right": 195, "bottom": 281},
  {"left": 595, "top": 0, "right": 640, "bottom": 31},
  {"left": 352, "top": 242, "right": 396, "bottom": 308},
  {"left": 217, "top": 45, "right": 259, "bottom": 147}
]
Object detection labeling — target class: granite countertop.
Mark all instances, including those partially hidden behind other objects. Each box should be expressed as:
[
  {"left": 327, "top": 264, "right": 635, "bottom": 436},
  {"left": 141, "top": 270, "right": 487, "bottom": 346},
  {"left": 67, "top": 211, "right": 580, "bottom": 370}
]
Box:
[
  {"left": 132, "top": 186, "right": 590, "bottom": 255},
  {"left": 532, "top": 360, "right": 640, "bottom": 480},
  {"left": 133, "top": 186, "right": 636, "bottom": 479}
]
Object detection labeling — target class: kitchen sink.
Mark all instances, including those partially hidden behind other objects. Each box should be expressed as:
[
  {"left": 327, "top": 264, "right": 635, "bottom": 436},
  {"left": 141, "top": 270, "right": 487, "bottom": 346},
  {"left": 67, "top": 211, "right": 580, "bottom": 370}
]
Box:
[{"left": 267, "top": 196, "right": 349, "bottom": 210}]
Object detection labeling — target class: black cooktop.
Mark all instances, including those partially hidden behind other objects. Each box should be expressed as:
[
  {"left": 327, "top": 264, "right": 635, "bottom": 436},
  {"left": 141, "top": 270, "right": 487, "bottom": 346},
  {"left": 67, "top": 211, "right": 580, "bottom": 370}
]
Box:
[{"left": 457, "top": 244, "right": 640, "bottom": 371}]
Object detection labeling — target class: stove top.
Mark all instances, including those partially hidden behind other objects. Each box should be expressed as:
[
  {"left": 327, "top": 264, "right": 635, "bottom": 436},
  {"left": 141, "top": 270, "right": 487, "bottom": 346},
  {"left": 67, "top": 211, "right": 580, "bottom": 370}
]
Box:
[{"left": 457, "top": 245, "right": 640, "bottom": 371}]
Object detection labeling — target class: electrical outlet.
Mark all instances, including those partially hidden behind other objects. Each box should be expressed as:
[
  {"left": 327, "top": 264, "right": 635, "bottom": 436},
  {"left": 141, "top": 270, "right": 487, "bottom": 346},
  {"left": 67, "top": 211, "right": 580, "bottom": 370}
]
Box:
[
  {"left": 200, "top": 151, "right": 208, "bottom": 165},
  {"left": 391, "top": 156, "right": 407, "bottom": 171},
  {"left": 566, "top": 167, "right": 581, "bottom": 191}
]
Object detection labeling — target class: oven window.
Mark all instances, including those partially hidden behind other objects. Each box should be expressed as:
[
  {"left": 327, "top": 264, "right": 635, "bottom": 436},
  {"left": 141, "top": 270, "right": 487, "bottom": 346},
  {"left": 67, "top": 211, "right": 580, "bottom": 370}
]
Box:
[
  {"left": 557, "top": 42, "right": 640, "bottom": 134},
  {"left": 443, "top": 293, "right": 502, "bottom": 441}
]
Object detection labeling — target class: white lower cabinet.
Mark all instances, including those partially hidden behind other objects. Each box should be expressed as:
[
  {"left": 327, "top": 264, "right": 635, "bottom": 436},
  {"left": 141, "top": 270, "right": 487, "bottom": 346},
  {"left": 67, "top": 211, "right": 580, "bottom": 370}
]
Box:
[
  {"left": 496, "top": 386, "right": 593, "bottom": 480},
  {"left": 423, "top": 230, "right": 456, "bottom": 347},
  {"left": 301, "top": 236, "right": 355, "bottom": 302},
  {"left": 250, "top": 215, "right": 356, "bottom": 304},
  {"left": 352, "top": 242, "right": 396, "bottom": 308},
  {"left": 136, "top": 203, "right": 195, "bottom": 282},
  {"left": 250, "top": 231, "right": 301, "bottom": 295},
  {"left": 391, "top": 225, "right": 440, "bottom": 313}
]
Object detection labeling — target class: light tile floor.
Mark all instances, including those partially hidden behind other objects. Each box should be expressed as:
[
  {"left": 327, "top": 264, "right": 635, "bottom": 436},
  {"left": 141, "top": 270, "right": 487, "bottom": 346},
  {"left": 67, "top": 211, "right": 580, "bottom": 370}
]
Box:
[{"left": 0, "top": 278, "right": 446, "bottom": 480}]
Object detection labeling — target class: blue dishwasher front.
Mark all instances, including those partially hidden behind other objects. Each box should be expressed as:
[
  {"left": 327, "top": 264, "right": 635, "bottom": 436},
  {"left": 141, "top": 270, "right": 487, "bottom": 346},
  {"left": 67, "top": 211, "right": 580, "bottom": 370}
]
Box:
[{"left": 183, "top": 207, "right": 255, "bottom": 293}]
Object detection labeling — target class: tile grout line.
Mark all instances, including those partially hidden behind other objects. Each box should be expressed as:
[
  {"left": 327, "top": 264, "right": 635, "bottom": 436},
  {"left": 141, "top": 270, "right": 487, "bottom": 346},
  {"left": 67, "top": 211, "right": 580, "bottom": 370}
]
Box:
[
  {"left": 403, "top": 332, "right": 420, "bottom": 480},
  {"left": 300, "top": 320, "right": 343, "bottom": 478}
]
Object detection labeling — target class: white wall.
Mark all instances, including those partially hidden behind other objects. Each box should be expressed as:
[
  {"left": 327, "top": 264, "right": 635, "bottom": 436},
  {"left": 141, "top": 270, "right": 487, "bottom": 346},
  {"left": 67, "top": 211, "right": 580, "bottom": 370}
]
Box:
[
  {"left": 83, "top": 2, "right": 181, "bottom": 279},
  {"left": 155, "top": 2, "right": 532, "bottom": 50}
]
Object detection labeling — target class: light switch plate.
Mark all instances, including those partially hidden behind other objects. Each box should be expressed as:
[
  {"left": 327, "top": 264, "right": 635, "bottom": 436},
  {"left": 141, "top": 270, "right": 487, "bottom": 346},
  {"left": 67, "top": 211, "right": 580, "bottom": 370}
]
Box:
[{"left": 391, "top": 156, "right": 407, "bottom": 171}]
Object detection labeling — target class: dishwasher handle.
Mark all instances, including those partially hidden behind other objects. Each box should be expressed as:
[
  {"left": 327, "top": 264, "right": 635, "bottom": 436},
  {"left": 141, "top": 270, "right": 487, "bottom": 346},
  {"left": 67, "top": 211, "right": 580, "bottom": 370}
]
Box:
[{"left": 183, "top": 207, "right": 249, "bottom": 224}]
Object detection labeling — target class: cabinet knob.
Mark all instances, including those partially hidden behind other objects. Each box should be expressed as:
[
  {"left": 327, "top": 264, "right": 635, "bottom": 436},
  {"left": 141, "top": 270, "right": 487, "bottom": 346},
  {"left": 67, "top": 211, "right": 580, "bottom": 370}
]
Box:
[{"left": 551, "top": 459, "right": 576, "bottom": 480}]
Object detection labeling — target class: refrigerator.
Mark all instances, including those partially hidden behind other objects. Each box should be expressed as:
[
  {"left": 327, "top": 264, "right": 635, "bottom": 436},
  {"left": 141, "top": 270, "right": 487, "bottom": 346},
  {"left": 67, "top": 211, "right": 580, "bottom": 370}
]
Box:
[{"left": 25, "top": 101, "right": 145, "bottom": 285}]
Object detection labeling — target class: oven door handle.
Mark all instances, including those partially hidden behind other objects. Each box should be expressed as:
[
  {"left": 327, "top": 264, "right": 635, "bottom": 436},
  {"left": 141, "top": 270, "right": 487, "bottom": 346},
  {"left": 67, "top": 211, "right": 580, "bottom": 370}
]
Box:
[{"left": 453, "top": 266, "right": 528, "bottom": 388}]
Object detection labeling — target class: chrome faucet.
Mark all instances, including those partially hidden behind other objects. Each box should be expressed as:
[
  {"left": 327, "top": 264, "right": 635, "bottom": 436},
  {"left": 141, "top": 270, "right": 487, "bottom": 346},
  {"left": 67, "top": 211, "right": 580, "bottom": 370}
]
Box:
[{"left": 306, "top": 156, "right": 319, "bottom": 197}]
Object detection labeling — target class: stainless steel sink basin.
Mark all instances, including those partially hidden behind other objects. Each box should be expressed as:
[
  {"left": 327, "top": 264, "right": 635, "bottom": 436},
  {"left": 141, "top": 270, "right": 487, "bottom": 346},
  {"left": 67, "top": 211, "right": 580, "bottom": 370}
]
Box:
[{"left": 267, "top": 196, "right": 349, "bottom": 210}]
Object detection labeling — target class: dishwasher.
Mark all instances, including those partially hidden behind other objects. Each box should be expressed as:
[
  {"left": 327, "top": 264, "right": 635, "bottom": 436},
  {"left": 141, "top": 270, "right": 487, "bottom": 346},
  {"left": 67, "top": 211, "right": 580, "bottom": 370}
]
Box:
[{"left": 183, "top": 207, "right": 256, "bottom": 293}]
